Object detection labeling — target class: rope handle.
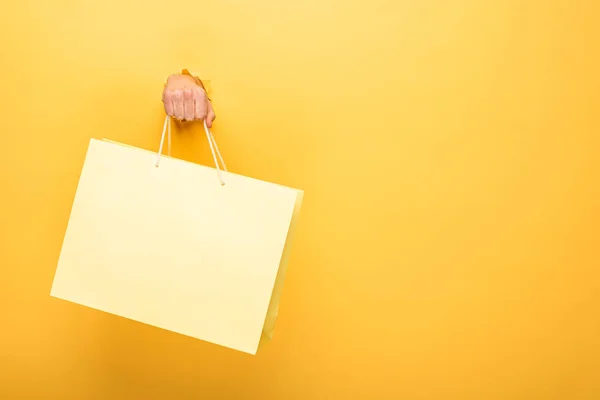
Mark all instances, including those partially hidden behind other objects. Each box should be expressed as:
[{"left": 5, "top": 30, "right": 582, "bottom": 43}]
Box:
[{"left": 155, "top": 115, "right": 227, "bottom": 186}]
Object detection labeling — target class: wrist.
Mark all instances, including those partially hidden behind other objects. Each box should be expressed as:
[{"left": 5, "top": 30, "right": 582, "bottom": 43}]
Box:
[
  {"left": 181, "top": 69, "right": 207, "bottom": 91},
  {"left": 166, "top": 73, "right": 196, "bottom": 87},
  {"left": 164, "top": 70, "right": 210, "bottom": 101}
]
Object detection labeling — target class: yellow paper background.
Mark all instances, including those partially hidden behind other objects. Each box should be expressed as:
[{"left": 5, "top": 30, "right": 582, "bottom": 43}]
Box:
[{"left": 1, "top": 1, "right": 599, "bottom": 399}]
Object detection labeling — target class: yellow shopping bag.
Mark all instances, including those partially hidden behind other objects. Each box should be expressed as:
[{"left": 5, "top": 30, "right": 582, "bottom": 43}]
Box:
[{"left": 51, "top": 116, "right": 304, "bottom": 355}]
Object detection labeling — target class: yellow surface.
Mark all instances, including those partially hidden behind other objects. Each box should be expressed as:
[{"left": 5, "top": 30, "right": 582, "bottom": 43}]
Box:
[
  {"left": 1, "top": 0, "right": 599, "bottom": 398},
  {"left": 51, "top": 138, "right": 302, "bottom": 355}
]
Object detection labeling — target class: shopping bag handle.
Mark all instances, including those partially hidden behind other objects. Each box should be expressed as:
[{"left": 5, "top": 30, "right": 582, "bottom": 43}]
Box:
[{"left": 155, "top": 115, "right": 228, "bottom": 186}]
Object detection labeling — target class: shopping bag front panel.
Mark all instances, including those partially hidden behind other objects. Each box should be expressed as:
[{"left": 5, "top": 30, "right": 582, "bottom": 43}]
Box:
[{"left": 51, "top": 139, "right": 300, "bottom": 355}]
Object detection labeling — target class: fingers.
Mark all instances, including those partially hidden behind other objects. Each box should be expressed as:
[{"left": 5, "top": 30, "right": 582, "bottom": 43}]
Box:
[
  {"left": 173, "top": 90, "right": 184, "bottom": 120},
  {"left": 163, "top": 97, "right": 174, "bottom": 117},
  {"left": 206, "top": 102, "right": 216, "bottom": 128},
  {"left": 193, "top": 89, "right": 207, "bottom": 121},
  {"left": 183, "top": 89, "right": 195, "bottom": 121}
]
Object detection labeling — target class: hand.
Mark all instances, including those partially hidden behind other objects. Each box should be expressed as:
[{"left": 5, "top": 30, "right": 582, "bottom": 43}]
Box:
[{"left": 162, "top": 74, "right": 216, "bottom": 127}]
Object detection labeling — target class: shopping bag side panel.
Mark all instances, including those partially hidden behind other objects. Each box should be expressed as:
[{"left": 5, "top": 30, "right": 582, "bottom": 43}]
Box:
[{"left": 262, "top": 190, "right": 304, "bottom": 340}]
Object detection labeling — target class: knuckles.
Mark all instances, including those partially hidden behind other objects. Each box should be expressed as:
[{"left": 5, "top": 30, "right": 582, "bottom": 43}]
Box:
[
  {"left": 161, "top": 84, "right": 212, "bottom": 121},
  {"left": 194, "top": 87, "right": 208, "bottom": 100}
]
